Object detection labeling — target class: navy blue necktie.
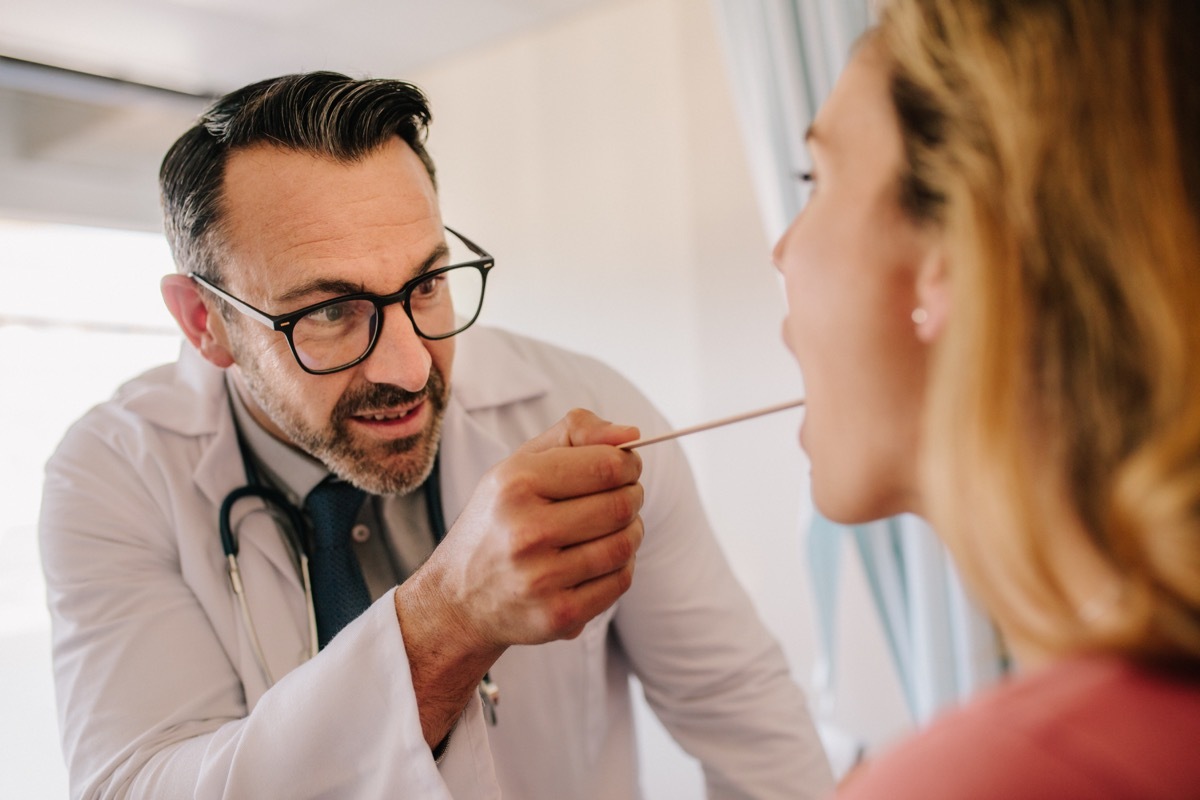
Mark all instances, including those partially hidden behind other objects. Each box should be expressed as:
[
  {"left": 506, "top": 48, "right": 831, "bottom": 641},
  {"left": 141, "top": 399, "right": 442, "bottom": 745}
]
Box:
[{"left": 305, "top": 478, "right": 370, "bottom": 649}]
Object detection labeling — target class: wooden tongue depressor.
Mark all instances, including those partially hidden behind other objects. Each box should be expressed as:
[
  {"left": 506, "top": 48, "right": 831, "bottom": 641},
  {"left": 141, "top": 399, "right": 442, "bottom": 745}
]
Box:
[{"left": 618, "top": 398, "right": 806, "bottom": 450}]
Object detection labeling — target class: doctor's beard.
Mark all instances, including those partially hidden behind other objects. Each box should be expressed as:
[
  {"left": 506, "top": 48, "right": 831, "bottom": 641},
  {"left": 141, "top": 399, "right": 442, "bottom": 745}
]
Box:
[{"left": 242, "top": 362, "right": 450, "bottom": 497}]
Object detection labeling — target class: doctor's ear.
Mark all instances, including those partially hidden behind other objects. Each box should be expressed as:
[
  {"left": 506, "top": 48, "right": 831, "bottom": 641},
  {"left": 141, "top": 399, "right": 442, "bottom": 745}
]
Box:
[
  {"left": 913, "top": 244, "right": 949, "bottom": 344},
  {"left": 161, "top": 274, "right": 235, "bottom": 368}
]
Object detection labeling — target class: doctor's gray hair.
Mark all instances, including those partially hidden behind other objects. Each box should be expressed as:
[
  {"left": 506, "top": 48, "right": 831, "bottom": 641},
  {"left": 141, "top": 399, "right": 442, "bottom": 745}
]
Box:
[{"left": 159, "top": 71, "right": 436, "bottom": 281}]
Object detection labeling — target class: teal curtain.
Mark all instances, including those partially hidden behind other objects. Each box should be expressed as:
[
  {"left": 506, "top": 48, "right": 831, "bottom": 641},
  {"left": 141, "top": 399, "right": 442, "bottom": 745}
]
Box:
[
  {"left": 711, "top": 0, "right": 873, "bottom": 240},
  {"left": 808, "top": 514, "right": 1009, "bottom": 725}
]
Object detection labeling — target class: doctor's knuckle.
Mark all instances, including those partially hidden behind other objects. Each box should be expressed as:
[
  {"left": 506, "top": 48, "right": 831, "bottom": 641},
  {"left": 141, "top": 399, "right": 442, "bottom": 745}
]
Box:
[
  {"left": 564, "top": 407, "right": 594, "bottom": 428},
  {"left": 591, "top": 452, "right": 622, "bottom": 486},
  {"left": 510, "top": 519, "right": 551, "bottom": 557},
  {"left": 546, "top": 595, "right": 580, "bottom": 634},
  {"left": 616, "top": 559, "right": 636, "bottom": 594},
  {"left": 629, "top": 518, "right": 645, "bottom": 550},
  {"left": 605, "top": 529, "right": 635, "bottom": 566},
  {"left": 525, "top": 567, "right": 558, "bottom": 598},
  {"left": 630, "top": 483, "right": 645, "bottom": 513},
  {"left": 605, "top": 488, "right": 635, "bottom": 524},
  {"left": 496, "top": 466, "right": 539, "bottom": 506}
]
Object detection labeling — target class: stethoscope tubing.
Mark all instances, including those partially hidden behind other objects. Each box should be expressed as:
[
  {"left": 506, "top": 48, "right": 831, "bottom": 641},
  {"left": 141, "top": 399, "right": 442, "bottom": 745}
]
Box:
[
  {"left": 220, "top": 482, "right": 319, "bottom": 684},
  {"left": 218, "top": 445, "right": 498, "bottom": 720},
  {"left": 220, "top": 435, "right": 445, "bottom": 688}
]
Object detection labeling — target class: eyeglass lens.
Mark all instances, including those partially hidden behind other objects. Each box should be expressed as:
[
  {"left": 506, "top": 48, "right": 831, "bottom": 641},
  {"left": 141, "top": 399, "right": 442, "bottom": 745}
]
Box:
[{"left": 290, "top": 265, "right": 485, "bottom": 372}]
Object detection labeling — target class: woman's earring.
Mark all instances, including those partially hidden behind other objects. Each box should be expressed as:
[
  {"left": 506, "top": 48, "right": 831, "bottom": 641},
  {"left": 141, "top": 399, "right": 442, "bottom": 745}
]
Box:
[{"left": 911, "top": 308, "right": 929, "bottom": 325}]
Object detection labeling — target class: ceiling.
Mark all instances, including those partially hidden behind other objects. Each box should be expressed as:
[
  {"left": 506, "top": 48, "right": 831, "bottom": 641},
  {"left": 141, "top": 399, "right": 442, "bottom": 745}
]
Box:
[
  {"left": 0, "top": 0, "right": 614, "bottom": 94},
  {"left": 0, "top": 0, "right": 617, "bottom": 230}
]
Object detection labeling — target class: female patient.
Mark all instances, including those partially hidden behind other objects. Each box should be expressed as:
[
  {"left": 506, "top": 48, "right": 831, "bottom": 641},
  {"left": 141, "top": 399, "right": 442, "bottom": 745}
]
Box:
[{"left": 774, "top": 0, "right": 1200, "bottom": 796}]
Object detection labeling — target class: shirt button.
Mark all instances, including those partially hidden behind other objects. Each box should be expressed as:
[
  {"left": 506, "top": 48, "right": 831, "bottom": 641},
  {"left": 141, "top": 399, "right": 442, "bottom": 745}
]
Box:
[{"left": 351, "top": 523, "right": 371, "bottom": 543}]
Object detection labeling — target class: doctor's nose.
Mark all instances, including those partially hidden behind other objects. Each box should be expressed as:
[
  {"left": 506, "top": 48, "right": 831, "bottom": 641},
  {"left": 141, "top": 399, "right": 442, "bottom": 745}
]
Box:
[{"left": 359, "top": 307, "right": 433, "bottom": 391}]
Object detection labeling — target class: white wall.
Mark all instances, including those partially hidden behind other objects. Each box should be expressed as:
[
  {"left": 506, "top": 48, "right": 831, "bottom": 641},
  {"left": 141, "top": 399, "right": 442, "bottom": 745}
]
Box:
[{"left": 412, "top": 0, "right": 839, "bottom": 792}]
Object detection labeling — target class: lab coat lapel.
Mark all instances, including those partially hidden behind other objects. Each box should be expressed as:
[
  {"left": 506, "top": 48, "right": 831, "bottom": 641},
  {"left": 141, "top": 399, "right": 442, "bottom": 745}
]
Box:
[
  {"left": 193, "top": 397, "right": 306, "bottom": 597},
  {"left": 179, "top": 355, "right": 311, "bottom": 690},
  {"left": 438, "top": 327, "right": 553, "bottom": 524},
  {"left": 438, "top": 397, "right": 513, "bottom": 526},
  {"left": 121, "top": 346, "right": 311, "bottom": 695},
  {"left": 129, "top": 346, "right": 306, "bottom": 594}
]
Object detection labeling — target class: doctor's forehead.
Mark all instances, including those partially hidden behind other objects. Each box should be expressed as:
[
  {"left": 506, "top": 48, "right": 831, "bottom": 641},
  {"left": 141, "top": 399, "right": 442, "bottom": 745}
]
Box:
[{"left": 216, "top": 143, "right": 443, "bottom": 290}]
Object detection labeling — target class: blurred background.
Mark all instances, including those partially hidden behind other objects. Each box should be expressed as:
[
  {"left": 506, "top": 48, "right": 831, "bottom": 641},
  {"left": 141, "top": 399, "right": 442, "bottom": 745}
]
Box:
[{"left": 1, "top": 1, "right": 997, "bottom": 796}]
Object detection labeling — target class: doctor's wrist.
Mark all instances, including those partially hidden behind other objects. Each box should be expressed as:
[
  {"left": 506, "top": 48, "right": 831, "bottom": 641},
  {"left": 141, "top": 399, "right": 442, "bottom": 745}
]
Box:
[{"left": 393, "top": 580, "right": 502, "bottom": 749}]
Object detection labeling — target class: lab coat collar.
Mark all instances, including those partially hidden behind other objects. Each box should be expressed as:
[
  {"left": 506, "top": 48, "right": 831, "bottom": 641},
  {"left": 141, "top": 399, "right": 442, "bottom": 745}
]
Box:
[
  {"left": 114, "top": 343, "right": 242, "bottom": 503},
  {"left": 449, "top": 325, "right": 553, "bottom": 411},
  {"left": 114, "top": 347, "right": 302, "bottom": 595},
  {"left": 119, "top": 343, "right": 227, "bottom": 438}
]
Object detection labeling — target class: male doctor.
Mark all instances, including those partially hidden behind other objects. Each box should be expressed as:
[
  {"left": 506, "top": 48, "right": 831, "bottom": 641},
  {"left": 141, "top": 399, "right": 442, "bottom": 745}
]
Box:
[{"left": 39, "top": 72, "right": 833, "bottom": 798}]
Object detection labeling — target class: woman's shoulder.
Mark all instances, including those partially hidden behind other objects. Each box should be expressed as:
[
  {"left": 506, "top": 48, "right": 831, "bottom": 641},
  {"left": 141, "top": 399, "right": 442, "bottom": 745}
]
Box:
[{"left": 837, "top": 656, "right": 1200, "bottom": 800}]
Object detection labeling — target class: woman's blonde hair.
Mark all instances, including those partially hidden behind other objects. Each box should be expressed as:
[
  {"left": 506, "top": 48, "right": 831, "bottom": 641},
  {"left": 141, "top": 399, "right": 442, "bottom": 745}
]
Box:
[{"left": 881, "top": 0, "right": 1200, "bottom": 665}]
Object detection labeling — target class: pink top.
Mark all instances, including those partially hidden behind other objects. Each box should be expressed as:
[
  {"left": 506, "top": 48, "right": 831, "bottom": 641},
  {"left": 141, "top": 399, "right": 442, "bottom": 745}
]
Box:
[{"left": 837, "top": 655, "right": 1200, "bottom": 799}]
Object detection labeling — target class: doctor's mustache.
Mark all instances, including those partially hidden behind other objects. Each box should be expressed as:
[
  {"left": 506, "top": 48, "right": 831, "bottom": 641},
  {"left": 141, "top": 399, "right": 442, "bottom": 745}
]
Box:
[{"left": 330, "top": 366, "right": 449, "bottom": 423}]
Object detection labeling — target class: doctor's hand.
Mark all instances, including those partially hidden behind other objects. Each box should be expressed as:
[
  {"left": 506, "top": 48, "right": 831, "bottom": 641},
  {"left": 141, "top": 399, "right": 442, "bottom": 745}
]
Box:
[
  {"left": 394, "top": 409, "right": 644, "bottom": 747},
  {"left": 439, "top": 408, "right": 645, "bottom": 646}
]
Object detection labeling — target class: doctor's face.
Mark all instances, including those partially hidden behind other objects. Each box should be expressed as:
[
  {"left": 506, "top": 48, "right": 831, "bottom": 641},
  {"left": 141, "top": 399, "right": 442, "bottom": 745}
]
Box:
[
  {"left": 773, "top": 42, "right": 935, "bottom": 523},
  {"left": 213, "top": 138, "right": 454, "bottom": 495}
]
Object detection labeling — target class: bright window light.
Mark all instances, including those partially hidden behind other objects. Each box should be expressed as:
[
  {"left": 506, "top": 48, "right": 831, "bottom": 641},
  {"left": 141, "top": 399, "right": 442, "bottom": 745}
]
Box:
[{"left": 0, "top": 219, "right": 183, "bottom": 798}]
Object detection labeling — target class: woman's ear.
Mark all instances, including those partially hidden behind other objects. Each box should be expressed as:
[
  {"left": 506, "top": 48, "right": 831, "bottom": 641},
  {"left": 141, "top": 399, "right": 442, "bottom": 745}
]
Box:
[
  {"left": 161, "top": 274, "right": 235, "bottom": 368},
  {"left": 913, "top": 243, "right": 949, "bottom": 343}
]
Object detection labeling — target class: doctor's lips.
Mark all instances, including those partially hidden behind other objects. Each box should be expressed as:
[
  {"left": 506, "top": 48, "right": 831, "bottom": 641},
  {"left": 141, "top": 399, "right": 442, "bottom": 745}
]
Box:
[
  {"left": 619, "top": 398, "right": 806, "bottom": 450},
  {"left": 334, "top": 374, "right": 446, "bottom": 424},
  {"left": 347, "top": 400, "right": 427, "bottom": 430},
  {"left": 351, "top": 403, "right": 423, "bottom": 422}
]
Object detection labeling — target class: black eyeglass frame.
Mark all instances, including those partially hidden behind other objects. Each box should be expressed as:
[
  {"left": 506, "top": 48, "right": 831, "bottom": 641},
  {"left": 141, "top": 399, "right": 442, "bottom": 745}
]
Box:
[{"left": 189, "top": 225, "right": 494, "bottom": 375}]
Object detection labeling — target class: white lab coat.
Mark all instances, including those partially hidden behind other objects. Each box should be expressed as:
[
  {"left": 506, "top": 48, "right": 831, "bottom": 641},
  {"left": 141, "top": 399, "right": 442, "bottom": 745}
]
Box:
[{"left": 40, "top": 326, "right": 833, "bottom": 799}]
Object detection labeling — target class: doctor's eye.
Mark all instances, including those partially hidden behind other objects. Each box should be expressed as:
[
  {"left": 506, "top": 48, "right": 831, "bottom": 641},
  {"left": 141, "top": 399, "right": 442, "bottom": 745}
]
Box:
[{"left": 411, "top": 273, "right": 447, "bottom": 299}]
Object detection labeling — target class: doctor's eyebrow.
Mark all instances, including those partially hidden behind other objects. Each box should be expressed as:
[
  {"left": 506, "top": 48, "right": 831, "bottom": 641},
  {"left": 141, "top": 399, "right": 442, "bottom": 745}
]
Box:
[{"left": 274, "top": 242, "right": 450, "bottom": 304}]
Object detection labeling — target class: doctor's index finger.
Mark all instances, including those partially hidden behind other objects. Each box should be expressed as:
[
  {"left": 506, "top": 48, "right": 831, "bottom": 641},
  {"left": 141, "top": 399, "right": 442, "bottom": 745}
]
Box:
[
  {"left": 523, "top": 443, "right": 642, "bottom": 502},
  {"left": 518, "top": 408, "right": 641, "bottom": 453}
]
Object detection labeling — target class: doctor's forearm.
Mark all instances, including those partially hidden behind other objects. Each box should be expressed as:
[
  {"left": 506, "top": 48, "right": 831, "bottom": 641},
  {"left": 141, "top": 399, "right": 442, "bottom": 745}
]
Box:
[{"left": 393, "top": 578, "right": 503, "bottom": 749}]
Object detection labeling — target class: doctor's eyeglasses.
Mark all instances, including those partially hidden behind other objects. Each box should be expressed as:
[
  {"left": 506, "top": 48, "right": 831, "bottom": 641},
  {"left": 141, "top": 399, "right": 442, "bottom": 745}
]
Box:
[{"left": 190, "top": 226, "right": 494, "bottom": 375}]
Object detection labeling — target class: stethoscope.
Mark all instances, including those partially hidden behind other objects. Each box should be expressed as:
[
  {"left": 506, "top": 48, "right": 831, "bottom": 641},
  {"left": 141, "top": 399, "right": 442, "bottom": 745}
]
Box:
[
  {"left": 217, "top": 419, "right": 500, "bottom": 721},
  {"left": 218, "top": 417, "right": 448, "bottom": 682},
  {"left": 219, "top": 477, "right": 316, "bottom": 687}
]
